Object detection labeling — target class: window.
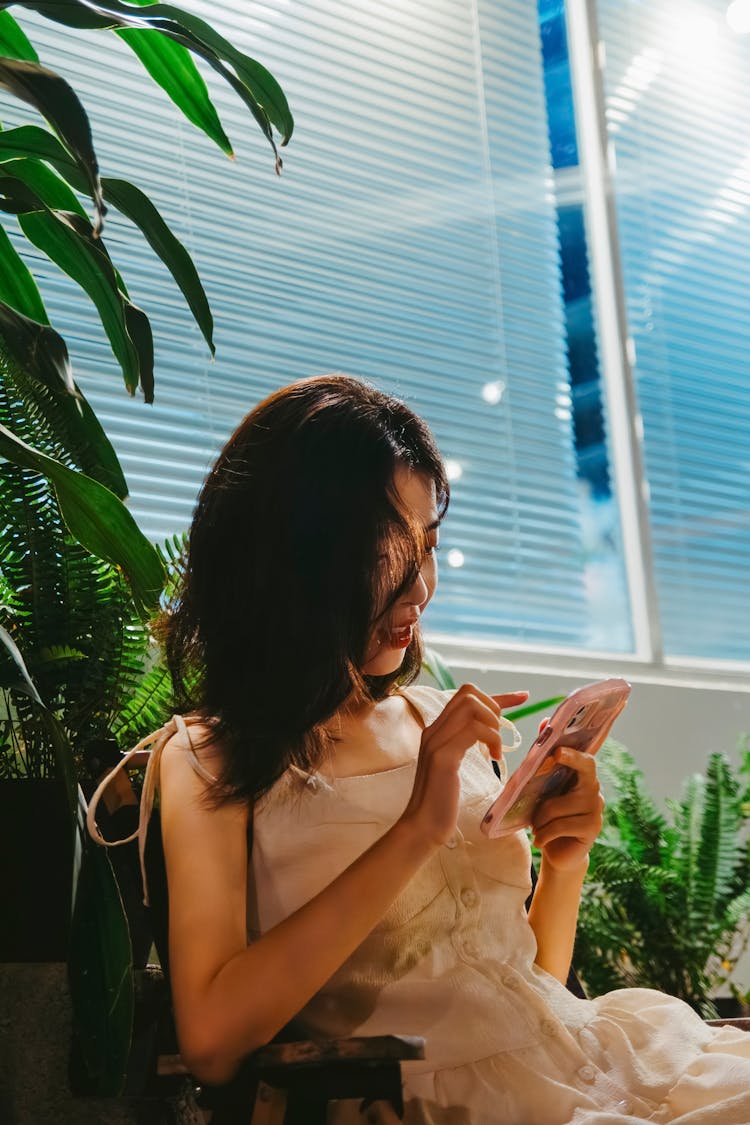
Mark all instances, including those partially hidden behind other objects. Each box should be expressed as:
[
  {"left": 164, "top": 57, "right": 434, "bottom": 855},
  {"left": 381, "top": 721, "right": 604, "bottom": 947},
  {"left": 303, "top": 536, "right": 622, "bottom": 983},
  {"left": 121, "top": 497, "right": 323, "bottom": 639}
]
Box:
[
  {"left": 593, "top": 0, "right": 750, "bottom": 663},
  {"left": 3, "top": 0, "right": 747, "bottom": 668}
]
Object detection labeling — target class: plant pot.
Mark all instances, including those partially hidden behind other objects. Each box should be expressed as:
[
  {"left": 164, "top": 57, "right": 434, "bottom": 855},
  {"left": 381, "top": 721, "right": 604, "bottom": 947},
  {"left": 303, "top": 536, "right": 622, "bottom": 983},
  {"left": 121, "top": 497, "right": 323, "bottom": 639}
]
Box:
[{"left": 0, "top": 779, "right": 73, "bottom": 961}]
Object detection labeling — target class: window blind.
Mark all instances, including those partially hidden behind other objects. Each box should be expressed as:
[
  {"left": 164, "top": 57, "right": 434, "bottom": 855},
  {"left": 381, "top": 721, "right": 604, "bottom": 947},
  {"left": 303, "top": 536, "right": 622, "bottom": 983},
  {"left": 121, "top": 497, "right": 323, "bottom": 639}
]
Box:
[
  {"left": 5, "top": 0, "right": 594, "bottom": 648},
  {"left": 596, "top": 0, "right": 750, "bottom": 661}
]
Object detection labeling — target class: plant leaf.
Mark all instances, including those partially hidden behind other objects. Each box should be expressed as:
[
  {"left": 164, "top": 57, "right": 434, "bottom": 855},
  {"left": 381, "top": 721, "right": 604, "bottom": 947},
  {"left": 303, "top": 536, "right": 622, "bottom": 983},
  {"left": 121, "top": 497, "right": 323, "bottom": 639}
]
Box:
[
  {"left": 121, "top": 297, "right": 154, "bottom": 404},
  {"left": 0, "top": 620, "right": 43, "bottom": 702},
  {"left": 0, "top": 9, "right": 38, "bottom": 61},
  {"left": 506, "top": 696, "right": 566, "bottom": 721},
  {"left": 17, "top": 205, "right": 147, "bottom": 396},
  {"left": 116, "top": 25, "right": 232, "bottom": 156},
  {"left": 0, "top": 123, "right": 88, "bottom": 189},
  {"left": 0, "top": 55, "right": 104, "bottom": 230},
  {"left": 102, "top": 176, "right": 214, "bottom": 354},
  {"left": 0, "top": 155, "right": 87, "bottom": 215},
  {"left": 0, "top": 422, "right": 165, "bottom": 614},
  {"left": 0, "top": 327, "right": 129, "bottom": 495},
  {"left": 421, "top": 647, "right": 456, "bottom": 691},
  {"left": 8, "top": 1, "right": 293, "bottom": 160},
  {"left": 69, "top": 792, "right": 134, "bottom": 1097},
  {"left": 0, "top": 296, "right": 72, "bottom": 391},
  {"left": 0, "top": 221, "right": 48, "bottom": 322},
  {"left": 0, "top": 132, "right": 214, "bottom": 355},
  {"left": 0, "top": 629, "right": 80, "bottom": 821}
]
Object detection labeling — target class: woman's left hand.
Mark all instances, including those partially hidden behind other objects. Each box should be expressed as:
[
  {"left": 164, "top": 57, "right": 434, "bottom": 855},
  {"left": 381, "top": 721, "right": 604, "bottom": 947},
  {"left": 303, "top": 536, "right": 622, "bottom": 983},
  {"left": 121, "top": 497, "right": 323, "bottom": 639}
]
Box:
[{"left": 530, "top": 748, "right": 604, "bottom": 872}]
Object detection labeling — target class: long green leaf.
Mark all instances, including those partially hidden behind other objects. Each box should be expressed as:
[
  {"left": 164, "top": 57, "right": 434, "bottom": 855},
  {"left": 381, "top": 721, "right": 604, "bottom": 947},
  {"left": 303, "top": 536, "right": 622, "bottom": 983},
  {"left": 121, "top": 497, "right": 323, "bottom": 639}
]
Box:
[
  {"left": 421, "top": 647, "right": 456, "bottom": 691},
  {"left": 174, "top": 7, "right": 293, "bottom": 142},
  {"left": 0, "top": 632, "right": 80, "bottom": 823},
  {"left": 0, "top": 55, "right": 104, "bottom": 230},
  {"left": 116, "top": 25, "right": 232, "bottom": 156},
  {"left": 0, "top": 9, "right": 37, "bottom": 60},
  {"left": 69, "top": 792, "right": 134, "bottom": 1097},
  {"left": 0, "top": 422, "right": 164, "bottom": 614},
  {"left": 103, "top": 176, "right": 214, "bottom": 354},
  {"left": 7, "top": 1, "right": 293, "bottom": 158},
  {"left": 69, "top": 391, "right": 128, "bottom": 499},
  {"left": 0, "top": 221, "right": 47, "bottom": 322},
  {"left": 0, "top": 155, "right": 87, "bottom": 215},
  {"left": 18, "top": 206, "right": 146, "bottom": 396},
  {"left": 0, "top": 123, "right": 86, "bottom": 186},
  {"left": 0, "top": 321, "right": 128, "bottom": 495},
  {"left": 0, "top": 297, "right": 73, "bottom": 392},
  {"left": 0, "top": 130, "right": 215, "bottom": 353},
  {"left": 0, "top": 621, "right": 43, "bottom": 702},
  {"left": 506, "top": 696, "right": 566, "bottom": 721},
  {"left": 121, "top": 297, "right": 154, "bottom": 403}
]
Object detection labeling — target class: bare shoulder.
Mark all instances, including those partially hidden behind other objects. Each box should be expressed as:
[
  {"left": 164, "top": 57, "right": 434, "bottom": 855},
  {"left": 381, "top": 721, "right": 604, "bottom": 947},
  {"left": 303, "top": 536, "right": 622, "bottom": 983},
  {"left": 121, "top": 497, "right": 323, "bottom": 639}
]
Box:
[
  {"left": 159, "top": 718, "right": 249, "bottom": 845},
  {"left": 161, "top": 716, "right": 227, "bottom": 781}
]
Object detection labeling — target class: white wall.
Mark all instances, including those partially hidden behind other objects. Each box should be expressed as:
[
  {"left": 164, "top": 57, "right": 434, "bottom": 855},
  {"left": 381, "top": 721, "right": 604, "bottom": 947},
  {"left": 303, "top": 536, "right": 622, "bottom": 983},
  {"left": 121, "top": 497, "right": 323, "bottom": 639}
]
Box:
[{"left": 419, "top": 645, "right": 750, "bottom": 801}]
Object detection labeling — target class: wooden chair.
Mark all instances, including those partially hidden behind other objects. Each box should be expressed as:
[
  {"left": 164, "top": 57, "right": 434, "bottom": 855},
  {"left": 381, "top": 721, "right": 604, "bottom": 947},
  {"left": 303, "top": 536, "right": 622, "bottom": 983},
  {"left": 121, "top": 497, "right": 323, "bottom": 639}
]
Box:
[{"left": 115, "top": 806, "right": 426, "bottom": 1124}]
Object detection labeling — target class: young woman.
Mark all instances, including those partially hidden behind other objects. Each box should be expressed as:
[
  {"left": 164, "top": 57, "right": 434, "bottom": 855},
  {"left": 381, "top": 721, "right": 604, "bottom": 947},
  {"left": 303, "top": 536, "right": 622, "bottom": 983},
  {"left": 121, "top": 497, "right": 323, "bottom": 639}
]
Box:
[{"left": 96, "top": 374, "right": 750, "bottom": 1124}]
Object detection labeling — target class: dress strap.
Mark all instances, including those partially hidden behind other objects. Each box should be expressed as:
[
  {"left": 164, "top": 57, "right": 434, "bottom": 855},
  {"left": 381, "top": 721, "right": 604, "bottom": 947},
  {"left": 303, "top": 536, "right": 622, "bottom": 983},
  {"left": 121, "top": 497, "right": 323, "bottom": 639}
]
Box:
[{"left": 86, "top": 714, "right": 216, "bottom": 906}]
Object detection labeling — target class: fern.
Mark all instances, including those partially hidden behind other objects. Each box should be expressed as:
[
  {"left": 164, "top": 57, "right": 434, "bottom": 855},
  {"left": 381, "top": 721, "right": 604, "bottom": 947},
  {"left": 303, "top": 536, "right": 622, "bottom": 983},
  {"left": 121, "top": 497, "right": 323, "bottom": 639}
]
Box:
[
  {"left": 0, "top": 345, "right": 174, "bottom": 775},
  {"left": 576, "top": 741, "right": 750, "bottom": 1012}
]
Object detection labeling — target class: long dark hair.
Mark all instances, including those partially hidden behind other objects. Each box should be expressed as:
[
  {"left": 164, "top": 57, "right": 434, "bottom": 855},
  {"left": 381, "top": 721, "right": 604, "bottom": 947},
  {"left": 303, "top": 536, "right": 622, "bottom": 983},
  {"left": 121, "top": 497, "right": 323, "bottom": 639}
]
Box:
[{"left": 159, "top": 374, "right": 449, "bottom": 804}]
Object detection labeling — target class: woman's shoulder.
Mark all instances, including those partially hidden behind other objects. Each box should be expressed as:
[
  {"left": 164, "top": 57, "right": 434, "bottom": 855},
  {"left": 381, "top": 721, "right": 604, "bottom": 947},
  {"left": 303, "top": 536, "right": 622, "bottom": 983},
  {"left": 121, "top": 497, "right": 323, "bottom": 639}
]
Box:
[
  {"left": 398, "top": 681, "right": 455, "bottom": 724},
  {"left": 160, "top": 713, "right": 226, "bottom": 786}
]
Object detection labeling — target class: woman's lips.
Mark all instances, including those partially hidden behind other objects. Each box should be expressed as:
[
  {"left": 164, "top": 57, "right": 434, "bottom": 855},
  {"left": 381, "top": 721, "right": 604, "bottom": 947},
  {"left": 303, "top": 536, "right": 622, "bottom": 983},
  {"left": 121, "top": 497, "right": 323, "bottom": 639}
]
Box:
[{"left": 388, "top": 624, "right": 413, "bottom": 648}]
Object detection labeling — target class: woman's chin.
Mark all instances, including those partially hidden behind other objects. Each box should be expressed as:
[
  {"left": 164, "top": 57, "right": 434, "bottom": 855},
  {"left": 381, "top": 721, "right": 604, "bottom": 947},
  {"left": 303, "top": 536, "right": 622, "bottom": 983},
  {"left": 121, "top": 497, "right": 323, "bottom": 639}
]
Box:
[{"left": 362, "top": 644, "right": 408, "bottom": 677}]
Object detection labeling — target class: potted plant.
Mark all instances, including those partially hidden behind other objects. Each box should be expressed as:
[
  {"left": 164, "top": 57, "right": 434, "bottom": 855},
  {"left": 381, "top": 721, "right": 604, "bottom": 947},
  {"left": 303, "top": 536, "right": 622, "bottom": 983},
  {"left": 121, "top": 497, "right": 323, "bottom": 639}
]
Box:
[
  {"left": 0, "top": 0, "right": 293, "bottom": 1103},
  {"left": 575, "top": 737, "right": 750, "bottom": 1018}
]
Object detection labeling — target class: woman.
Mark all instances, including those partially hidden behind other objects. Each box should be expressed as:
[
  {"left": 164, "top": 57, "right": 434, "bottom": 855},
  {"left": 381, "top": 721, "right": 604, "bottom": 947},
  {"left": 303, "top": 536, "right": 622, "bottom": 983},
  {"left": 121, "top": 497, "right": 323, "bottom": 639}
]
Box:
[{"left": 97, "top": 374, "right": 750, "bottom": 1124}]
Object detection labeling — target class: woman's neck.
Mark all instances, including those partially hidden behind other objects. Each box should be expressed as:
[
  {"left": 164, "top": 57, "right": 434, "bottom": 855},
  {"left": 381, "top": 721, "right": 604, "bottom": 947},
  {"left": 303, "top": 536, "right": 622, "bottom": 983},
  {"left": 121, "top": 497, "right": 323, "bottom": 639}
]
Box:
[{"left": 323, "top": 690, "right": 423, "bottom": 778}]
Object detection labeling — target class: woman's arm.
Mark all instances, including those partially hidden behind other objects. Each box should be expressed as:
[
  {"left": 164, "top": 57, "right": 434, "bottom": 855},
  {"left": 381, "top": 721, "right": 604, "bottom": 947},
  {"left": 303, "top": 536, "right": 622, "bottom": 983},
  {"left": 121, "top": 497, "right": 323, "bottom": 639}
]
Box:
[
  {"left": 526, "top": 747, "right": 604, "bottom": 982},
  {"left": 160, "top": 685, "right": 516, "bottom": 1086}
]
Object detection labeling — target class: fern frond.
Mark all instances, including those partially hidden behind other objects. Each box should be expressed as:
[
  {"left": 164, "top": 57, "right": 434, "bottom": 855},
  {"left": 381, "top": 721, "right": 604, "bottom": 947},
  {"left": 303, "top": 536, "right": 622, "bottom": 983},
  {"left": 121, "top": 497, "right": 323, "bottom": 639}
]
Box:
[
  {"left": 694, "top": 754, "right": 742, "bottom": 925},
  {"left": 0, "top": 345, "right": 155, "bottom": 774},
  {"left": 111, "top": 650, "right": 173, "bottom": 748}
]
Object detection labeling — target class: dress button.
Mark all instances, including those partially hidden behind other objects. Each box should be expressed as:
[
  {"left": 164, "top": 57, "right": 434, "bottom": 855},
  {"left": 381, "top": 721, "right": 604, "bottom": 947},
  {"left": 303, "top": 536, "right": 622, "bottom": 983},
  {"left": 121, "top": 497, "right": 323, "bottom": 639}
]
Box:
[
  {"left": 462, "top": 939, "right": 479, "bottom": 958},
  {"left": 577, "top": 1066, "right": 596, "bottom": 1084},
  {"left": 500, "top": 972, "right": 519, "bottom": 989},
  {"left": 460, "top": 888, "right": 478, "bottom": 908},
  {"left": 445, "top": 837, "right": 458, "bottom": 849},
  {"left": 541, "top": 1018, "right": 558, "bottom": 1037}
]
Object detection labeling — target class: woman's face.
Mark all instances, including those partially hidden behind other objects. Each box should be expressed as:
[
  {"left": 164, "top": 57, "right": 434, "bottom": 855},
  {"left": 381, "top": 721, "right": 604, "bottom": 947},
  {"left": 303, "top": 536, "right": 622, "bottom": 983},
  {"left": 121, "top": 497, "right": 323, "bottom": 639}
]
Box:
[{"left": 361, "top": 465, "right": 440, "bottom": 677}]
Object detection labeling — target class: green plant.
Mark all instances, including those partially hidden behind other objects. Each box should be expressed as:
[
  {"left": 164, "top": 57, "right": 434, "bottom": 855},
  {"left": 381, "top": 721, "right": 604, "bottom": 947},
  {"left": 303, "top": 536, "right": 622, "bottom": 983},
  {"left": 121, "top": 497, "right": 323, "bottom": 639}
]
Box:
[
  {"left": 0, "top": 1, "right": 292, "bottom": 1096},
  {"left": 0, "top": 0, "right": 292, "bottom": 598},
  {"left": 575, "top": 738, "right": 750, "bottom": 1018},
  {"left": 0, "top": 0, "right": 292, "bottom": 779}
]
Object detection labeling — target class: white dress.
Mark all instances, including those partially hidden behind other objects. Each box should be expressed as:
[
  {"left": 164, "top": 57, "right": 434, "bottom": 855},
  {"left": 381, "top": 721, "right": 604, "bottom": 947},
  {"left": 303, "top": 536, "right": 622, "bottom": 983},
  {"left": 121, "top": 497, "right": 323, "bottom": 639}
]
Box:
[{"left": 248, "top": 684, "right": 750, "bottom": 1125}]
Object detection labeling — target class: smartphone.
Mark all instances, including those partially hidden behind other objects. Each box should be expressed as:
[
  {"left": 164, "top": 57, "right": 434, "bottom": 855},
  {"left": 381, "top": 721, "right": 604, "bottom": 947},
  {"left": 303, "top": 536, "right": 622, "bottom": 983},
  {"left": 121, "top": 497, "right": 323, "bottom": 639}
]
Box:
[{"left": 480, "top": 678, "right": 631, "bottom": 839}]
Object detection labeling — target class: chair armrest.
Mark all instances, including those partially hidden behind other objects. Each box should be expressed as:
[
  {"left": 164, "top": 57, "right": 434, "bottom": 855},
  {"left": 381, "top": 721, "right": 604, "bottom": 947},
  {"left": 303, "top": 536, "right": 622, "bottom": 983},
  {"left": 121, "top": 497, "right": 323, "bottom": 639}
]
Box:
[
  {"left": 250, "top": 1034, "right": 425, "bottom": 1069},
  {"left": 705, "top": 1017, "right": 750, "bottom": 1032},
  {"left": 198, "top": 1035, "right": 426, "bottom": 1115}
]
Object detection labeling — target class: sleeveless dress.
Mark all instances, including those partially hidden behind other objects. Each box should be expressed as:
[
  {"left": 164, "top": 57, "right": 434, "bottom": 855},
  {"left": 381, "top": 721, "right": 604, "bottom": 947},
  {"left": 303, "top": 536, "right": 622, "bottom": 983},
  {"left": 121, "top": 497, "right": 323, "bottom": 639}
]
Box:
[{"left": 88, "top": 686, "right": 750, "bottom": 1125}]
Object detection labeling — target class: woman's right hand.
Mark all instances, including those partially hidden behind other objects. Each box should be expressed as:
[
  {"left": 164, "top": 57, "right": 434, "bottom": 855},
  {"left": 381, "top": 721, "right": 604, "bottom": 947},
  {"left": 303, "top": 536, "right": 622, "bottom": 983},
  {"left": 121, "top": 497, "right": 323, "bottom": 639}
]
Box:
[{"left": 398, "top": 684, "right": 529, "bottom": 847}]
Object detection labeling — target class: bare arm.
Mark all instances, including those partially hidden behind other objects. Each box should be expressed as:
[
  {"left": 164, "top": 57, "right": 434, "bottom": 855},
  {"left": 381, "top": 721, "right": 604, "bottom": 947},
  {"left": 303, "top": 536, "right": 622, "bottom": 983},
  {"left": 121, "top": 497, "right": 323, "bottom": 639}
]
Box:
[
  {"left": 160, "top": 686, "right": 517, "bottom": 1085},
  {"left": 526, "top": 747, "right": 603, "bottom": 982}
]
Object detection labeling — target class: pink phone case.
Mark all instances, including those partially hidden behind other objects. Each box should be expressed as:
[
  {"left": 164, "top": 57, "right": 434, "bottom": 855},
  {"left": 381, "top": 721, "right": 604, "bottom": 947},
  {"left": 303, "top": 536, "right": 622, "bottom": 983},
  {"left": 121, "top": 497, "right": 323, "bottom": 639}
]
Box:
[{"left": 480, "top": 678, "right": 631, "bottom": 839}]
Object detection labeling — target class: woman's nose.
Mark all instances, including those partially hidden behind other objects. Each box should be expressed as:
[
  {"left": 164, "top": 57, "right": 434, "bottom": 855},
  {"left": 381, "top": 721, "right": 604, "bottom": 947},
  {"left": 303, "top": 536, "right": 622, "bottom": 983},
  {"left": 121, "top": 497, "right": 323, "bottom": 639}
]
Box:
[{"left": 406, "top": 568, "right": 430, "bottom": 608}]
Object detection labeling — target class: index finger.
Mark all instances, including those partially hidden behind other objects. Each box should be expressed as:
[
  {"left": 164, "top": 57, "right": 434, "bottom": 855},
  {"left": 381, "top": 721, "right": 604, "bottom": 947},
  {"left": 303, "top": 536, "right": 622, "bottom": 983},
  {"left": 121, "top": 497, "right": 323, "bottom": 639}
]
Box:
[{"left": 492, "top": 691, "right": 529, "bottom": 711}]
